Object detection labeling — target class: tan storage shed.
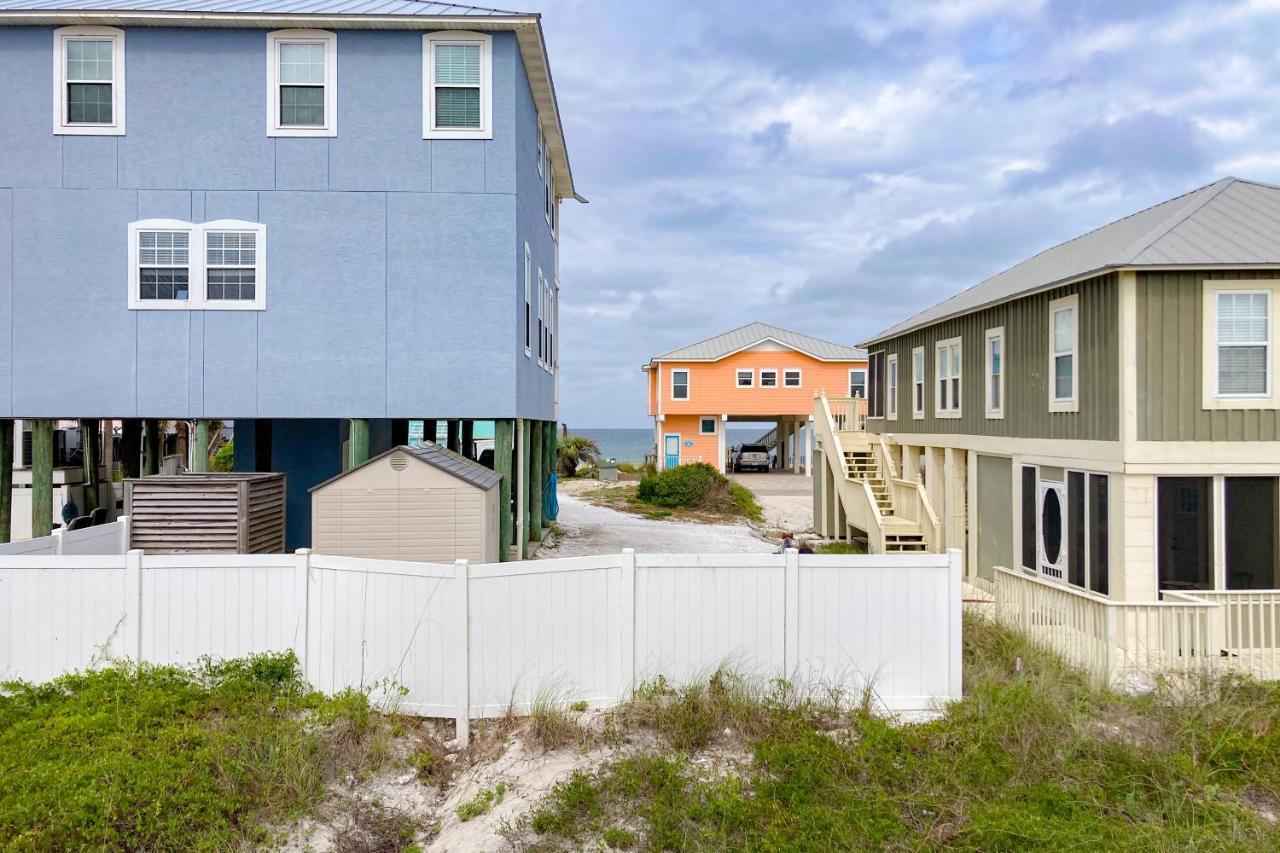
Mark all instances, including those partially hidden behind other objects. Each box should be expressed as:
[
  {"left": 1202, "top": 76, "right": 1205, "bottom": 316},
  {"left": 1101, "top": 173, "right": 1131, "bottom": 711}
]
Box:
[
  {"left": 310, "top": 444, "right": 501, "bottom": 564},
  {"left": 124, "top": 472, "right": 286, "bottom": 554}
]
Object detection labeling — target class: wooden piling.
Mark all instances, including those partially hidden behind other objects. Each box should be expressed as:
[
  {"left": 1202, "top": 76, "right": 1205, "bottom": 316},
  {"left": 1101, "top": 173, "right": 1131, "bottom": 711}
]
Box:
[
  {"left": 191, "top": 419, "right": 210, "bottom": 472},
  {"left": 0, "top": 419, "right": 12, "bottom": 542},
  {"left": 494, "top": 419, "right": 514, "bottom": 560},
  {"left": 529, "top": 420, "right": 543, "bottom": 541},
  {"left": 348, "top": 419, "right": 370, "bottom": 469},
  {"left": 80, "top": 419, "right": 100, "bottom": 514},
  {"left": 31, "top": 419, "right": 53, "bottom": 537}
]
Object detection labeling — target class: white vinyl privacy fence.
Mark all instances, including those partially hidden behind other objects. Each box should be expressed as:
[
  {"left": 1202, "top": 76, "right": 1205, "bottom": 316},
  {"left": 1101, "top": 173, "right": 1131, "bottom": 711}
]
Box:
[{"left": 1, "top": 547, "right": 962, "bottom": 742}]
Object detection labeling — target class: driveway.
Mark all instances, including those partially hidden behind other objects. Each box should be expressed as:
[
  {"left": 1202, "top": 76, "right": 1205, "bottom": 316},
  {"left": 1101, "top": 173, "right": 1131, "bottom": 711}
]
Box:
[{"left": 729, "top": 471, "right": 814, "bottom": 534}]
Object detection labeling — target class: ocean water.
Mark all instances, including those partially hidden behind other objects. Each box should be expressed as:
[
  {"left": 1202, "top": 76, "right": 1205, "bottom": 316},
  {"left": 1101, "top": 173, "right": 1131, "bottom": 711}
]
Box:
[{"left": 573, "top": 427, "right": 801, "bottom": 464}]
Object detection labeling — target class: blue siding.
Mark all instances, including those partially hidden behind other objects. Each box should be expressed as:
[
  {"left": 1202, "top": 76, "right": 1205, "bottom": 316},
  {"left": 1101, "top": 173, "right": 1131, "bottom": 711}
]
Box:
[{"left": 0, "top": 25, "right": 555, "bottom": 420}]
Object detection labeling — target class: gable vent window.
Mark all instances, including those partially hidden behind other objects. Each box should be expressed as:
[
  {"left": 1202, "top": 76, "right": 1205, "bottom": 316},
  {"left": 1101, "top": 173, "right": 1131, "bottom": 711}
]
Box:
[
  {"left": 267, "top": 30, "right": 336, "bottom": 137},
  {"left": 54, "top": 27, "right": 125, "bottom": 135},
  {"left": 424, "top": 32, "right": 492, "bottom": 139},
  {"left": 129, "top": 219, "right": 266, "bottom": 311}
]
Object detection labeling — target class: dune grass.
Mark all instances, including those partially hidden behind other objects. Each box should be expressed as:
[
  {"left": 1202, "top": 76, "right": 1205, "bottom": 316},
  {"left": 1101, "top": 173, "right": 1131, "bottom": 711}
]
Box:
[
  {"left": 0, "top": 652, "right": 392, "bottom": 850},
  {"left": 515, "top": 617, "right": 1280, "bottom": 851}
]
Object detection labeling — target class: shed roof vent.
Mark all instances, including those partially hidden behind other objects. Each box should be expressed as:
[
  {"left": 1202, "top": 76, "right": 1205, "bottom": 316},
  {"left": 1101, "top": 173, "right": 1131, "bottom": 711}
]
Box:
[{"left": 390, "top": 453, "right": 409, "bottom": 472}]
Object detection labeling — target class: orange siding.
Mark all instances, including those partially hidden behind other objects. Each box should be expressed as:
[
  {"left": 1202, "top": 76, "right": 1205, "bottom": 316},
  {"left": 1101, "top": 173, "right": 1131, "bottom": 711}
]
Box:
[
  {"left": 658, "top": 414, "right": 722, "bottom": 467},
  {"left": 649, "top": 350, "right": 865, "bottom": 417}
]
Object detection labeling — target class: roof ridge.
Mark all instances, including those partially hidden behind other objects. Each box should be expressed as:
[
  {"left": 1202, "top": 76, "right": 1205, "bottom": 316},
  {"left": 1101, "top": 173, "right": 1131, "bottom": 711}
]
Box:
[
  {"left": 406, "top": 0, "right": 528, "bottom": 13},
  {"left": 1111, "top": 177, "right": 1236, "bottom": 264}
]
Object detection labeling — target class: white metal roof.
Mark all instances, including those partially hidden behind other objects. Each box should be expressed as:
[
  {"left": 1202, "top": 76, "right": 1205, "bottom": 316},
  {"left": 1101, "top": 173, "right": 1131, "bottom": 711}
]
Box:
[
  {"left": 0, "top": 0, "right": 579, "bottom": 199},
  {"left": 863, "top": 177, "right": 1280, "bottom": 345},
  {"left": 648, "top": 321, "right": 867, "bottom": 365}
]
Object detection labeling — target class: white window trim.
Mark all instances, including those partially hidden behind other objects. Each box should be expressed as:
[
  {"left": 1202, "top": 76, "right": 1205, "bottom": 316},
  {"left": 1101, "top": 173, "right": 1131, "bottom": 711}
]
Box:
[
  {"left": 783, "top": 368, "right": 802, "bottom": 388},
  {"left": 127, "top": 219, "right": 267, "bottom": 311},
  {"left": 54, "top": 26, "right": 125, "bottom": 136},
  {"left": 1048, "top": 294, "right": 1079, "bottom": 413},
  {"left": 523, "top": 243, "right": 532, "bottom": 357},
  {"left": 267, "top": 29, "right": 337, "bottom": 137},
  {"left": 912, "top": 346, "right": 925, "bottom": 420},
  {"left": 1202, "top": 281, "right": 1280, "bottom": 409},
  {"left": 671, "top": 368, "right": 690, "bottom": 401},
  {"left": 422, "top": 31, "right": 492, "bottom": 140},
  {"left": 759, "top": 368, "right": 780, "bottom": 389},
  {"left": 699, "top": 416, "right": 717, "bottom": 435},
  {"left": 735, "top": 368, "right": 754, "bottom": 388},
  {"left": 935, "top": 336, "right": 962, "bottom": 418},
  {"left": 848, "top": 368, "right": 866, "bottom": 399},
  {"left": 886, "top": 353, "right": 898, "bottom": 421},
  {"left": 985, "top": 326, "right": 1005, "bottom": 420}
]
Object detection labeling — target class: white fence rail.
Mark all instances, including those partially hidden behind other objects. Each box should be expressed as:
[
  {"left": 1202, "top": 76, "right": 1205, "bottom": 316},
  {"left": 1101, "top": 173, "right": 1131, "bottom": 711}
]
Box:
[
  {"left": 0, "top": 548, "right": 964, "bottom": 743},
  {"left": 0, "top": 517, "right": 129, "bottom": 557}
]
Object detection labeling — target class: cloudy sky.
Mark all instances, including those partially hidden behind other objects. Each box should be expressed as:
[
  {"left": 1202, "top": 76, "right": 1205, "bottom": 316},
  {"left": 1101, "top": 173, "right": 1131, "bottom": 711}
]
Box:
[{"left": 540, "top": 0, "right": 1280, "bottom": 428}]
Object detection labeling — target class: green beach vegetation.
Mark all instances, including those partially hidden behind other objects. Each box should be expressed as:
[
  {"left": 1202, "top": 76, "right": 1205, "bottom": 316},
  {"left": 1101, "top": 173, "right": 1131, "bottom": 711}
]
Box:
[
  {"left": 556, "top": 434, "right": 602, "bottom": 478},
  {"left": 636, "top": 462, "right": 763, "bottom": 522}
]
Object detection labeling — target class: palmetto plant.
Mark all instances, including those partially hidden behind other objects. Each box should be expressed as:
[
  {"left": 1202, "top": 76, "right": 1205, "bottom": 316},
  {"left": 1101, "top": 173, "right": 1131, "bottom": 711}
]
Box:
[{"left": 557, "top": 434, "right": 601, "bottom": 477}]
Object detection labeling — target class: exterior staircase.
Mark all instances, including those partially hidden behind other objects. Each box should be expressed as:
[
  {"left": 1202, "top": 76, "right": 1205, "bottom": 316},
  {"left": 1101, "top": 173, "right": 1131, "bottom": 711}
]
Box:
[
  {"left": 812, "top": 392, "right": 939, "bottom": 554},
  {"left": 842, "top": 448, "right": 927, "bottom": 553}
]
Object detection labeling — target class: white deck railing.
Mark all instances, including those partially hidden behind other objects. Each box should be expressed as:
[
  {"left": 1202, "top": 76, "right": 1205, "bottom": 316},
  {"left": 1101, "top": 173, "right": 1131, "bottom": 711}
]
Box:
[
  {"left": 1178, "top": 590, "right": 1280, "bottom": 678},
  {"left": 828, "top": 396, "right": 868, "bottom": 432}
]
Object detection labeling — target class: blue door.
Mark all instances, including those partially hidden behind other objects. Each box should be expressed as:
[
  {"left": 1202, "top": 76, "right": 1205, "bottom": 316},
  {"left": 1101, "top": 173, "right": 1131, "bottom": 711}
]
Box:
[{"left": 664, "top": 434, "right": 681, "bottom": 469}]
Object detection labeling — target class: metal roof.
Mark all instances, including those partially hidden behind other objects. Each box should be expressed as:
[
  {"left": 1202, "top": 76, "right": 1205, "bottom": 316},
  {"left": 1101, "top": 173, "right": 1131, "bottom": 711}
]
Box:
[
  {"left": 649, "top": 322, "right": 868, "bottom": 364},
  {"left": 0, "top": 1, "right": 523, "bottom": 15},
  {"left": 309, "top": 442, "right": 501, "bottom": 492},
  {"left": 863, "top": 177, "right": 1280, "bottom": 345}
]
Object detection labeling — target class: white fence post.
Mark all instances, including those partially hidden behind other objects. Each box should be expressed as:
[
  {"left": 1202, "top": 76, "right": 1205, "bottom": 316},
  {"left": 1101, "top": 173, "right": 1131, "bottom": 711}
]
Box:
[
  {"left": 124, "top": 549, "right": 144, "bottom": 661},
  {"left": 294, "top": 548, "right": 311, "bottom": 682},
  {"left": 119, "top": 515, "right": 131, "bottom": 553},
  {"left": 947, "top": 549, "right": 963, "bottom": 699},
  {"left": 620, "top": 548, "right": 636, "bottom": 698},
  {"left": 784, "top": 548, "right": 800, "bottom": 677},
  {"left": 52, "top": 529, "right": 63, "bottom": 555},
  {"left": 451, "top": 558, "right": 471, "bottom": 747}
]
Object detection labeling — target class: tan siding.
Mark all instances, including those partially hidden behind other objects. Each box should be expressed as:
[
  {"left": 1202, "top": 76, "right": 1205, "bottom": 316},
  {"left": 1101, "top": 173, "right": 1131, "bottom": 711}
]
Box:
[
  {"left": 872, "top": 273, "right": 1119, "bottom": 441},
  {"left": 1136, "top": 270, "right": 1280, "bottom": 441}
]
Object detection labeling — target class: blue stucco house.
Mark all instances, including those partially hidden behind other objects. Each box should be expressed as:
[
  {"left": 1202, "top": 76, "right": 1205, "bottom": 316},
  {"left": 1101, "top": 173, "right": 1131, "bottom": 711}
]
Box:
[{"left": 0, "top": 0, "right": 576, "bottom": 553}]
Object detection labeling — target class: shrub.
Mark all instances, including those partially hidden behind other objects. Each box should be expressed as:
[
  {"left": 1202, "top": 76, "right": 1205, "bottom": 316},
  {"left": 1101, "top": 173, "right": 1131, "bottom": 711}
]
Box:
[{"left": 636, "top": 463, "right": 723, "bottom": 508}]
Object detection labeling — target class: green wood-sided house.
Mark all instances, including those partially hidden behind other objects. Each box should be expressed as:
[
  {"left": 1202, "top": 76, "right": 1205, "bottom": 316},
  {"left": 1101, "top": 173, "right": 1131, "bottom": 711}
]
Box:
[{"left": 812, "top": 177, "right": 1280, "bottom": 683}]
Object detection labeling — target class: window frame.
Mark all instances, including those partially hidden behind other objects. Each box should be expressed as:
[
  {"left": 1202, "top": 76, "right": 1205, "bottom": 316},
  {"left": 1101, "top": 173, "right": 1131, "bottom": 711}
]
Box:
[
  {"left": 54, "top": 26, "right": 125, "bottom": 136},
  {"left": 735, "top": 369, "right": 754, "bottom": 388},
  {"left": 127, "top": 219, "right": 267, "bottom": 311},
  {"left": 267, "top": 29, "right": 337, "bottom": 138},
  {"left": 699, "top": 416, "right": 717, "bottom": 435},
  {"left": 912, "top": 346, "right": 925, "bottom": 420},
  {"left": 935, "top": 336, "right": 962, "bottom": 418},
  {"left": 985, "top": 326, "right": 1004, "bottom": 419},
  {"left": 848, "top": 368, "right": 866, "bottom": 399},
  {"left": 422, "top": 31, "right": 492, "bottom": 140},
  {"left": 759, "top": 368, "right": 779, "bottom": 389},
  {"left": 1048, "top": 294, "right": 1079, "bottom": 413},
  {"left": 523, "top": 243, "right": 532, "bottom": 357},
  {"left": 671, "top": 368, "right": 690, "bottom": 401},
  {"left": 783, "top": 368, "right": 802, "bottom": 388},
  {"left": 885, "top": 353, "right": 898, "bottom": 421},
  {"left": 1213, "top": 288, "right": 1271, "bottom": 401}
]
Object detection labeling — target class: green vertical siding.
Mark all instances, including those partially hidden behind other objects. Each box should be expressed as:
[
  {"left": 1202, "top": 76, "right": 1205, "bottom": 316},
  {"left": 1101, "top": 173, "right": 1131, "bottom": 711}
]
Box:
[
  {"left": 1137, "top": 270, "right": 1280, "bottom": 441},
  {"left": 870, "top": 273, "right": 1119, "bottom": 441},
  {"left": 976, "top": 454, "right": 1012, "bottom": 580}
]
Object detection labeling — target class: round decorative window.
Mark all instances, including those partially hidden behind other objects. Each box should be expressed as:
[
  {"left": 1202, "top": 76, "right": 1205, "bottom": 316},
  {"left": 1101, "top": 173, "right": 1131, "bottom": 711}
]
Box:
[{"left": 1041, "top": 488, "right": 1063, "bottom": 564}]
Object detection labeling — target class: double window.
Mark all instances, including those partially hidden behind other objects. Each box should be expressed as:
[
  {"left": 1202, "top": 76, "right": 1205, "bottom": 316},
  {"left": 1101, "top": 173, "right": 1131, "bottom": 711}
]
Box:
[
  {"left": 128, "top": 220, "right": 266, "bottom": 310},
  {"left": 912, "top": 347, "right": 925, "bottom": 418},
  {"left": 267, "top": 30, "right": 337, "bottom": 137},
  {"left": 736, "top": 369, "right": 754, "bottom": 388},
  {"left": 783, "top": 369, "right": 802, "bottom": 388},
  {"left": 848, "top": 369, "right": 866, "bottom": 399},
  {"left": 54, "top": 27, "right": 124, "bottom": 135},
  {"left": 1048, "top": 295, "right": 1078, "bottom": 411},
  {"left": 985, "top": 327, "right": 1004, "bottom": 419},
  {"left": 760, "top": 369, "right": 779, "bottom": 388},
  {"left": 935, "top": 337, "right": 961, "bottom": 417},
  {"left": 671, "top": 369, "right": 689, "bottom": 400},
  {"left": 423, "top": 32, "right": 492, "bottom": 139}
]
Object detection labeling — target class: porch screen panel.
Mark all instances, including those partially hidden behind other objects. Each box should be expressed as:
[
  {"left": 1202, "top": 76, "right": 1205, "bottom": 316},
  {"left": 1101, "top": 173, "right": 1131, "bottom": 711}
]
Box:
[
  {"left": 1021, "top": 466, "right": 1036, "bottom": 570},
  {"left": 1068, "top": 471, "right": 1085, "bottom": 588},
  {"left": 1088, "top": 474, "right": 1108, "bottom": 595},
  {"left": 1225, "top": 476, "right": 1279, "bottom": 589},
  {"left": 868, "top": 352, "right": 883, "bottom": 418}
]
